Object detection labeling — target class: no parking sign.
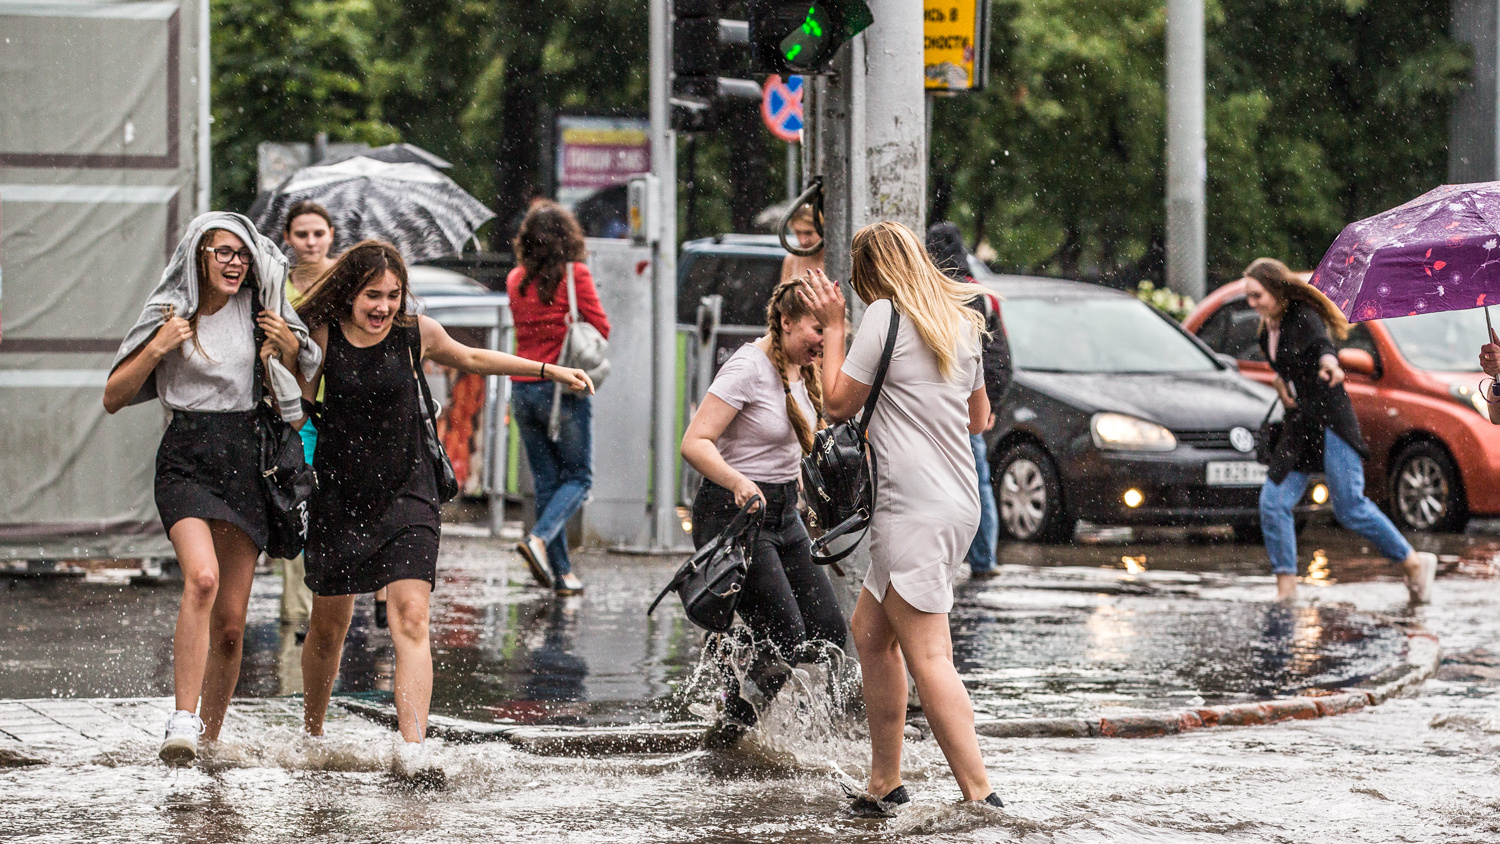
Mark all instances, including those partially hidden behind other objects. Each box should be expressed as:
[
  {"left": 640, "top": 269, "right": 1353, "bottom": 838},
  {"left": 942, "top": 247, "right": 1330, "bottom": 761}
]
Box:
[{"left": 760, "top": 75, "right": 804, "bottom": 143}]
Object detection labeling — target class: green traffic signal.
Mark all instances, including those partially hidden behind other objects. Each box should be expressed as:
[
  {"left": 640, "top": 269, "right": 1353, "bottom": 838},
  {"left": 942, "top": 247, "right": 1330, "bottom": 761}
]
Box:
[{"left": 751, "top": 0, "right": 871, "bottom": 74}]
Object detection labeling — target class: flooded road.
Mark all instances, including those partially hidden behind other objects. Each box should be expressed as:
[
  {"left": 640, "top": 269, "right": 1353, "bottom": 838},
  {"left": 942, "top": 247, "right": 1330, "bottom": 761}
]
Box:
[{"left": 2, "top": 523, "right": 1498, "bottom": 841}]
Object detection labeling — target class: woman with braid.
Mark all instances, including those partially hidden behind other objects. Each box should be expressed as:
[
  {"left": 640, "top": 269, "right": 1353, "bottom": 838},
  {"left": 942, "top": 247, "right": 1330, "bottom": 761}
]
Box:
[{"left": 681, "top": 277, "right": 849, "bottom": 749}]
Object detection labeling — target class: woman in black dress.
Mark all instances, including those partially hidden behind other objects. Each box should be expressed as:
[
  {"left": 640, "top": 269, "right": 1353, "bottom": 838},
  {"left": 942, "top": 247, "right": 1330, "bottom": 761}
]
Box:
[{"left": 294, "top": 241, "right": 591, "bottom": 772}]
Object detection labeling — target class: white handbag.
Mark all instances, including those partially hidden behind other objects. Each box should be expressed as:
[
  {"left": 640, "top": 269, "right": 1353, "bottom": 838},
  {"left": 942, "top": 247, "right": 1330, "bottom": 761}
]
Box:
[{"left": 549, "top": 262, "right": 609, "bottom": 439}]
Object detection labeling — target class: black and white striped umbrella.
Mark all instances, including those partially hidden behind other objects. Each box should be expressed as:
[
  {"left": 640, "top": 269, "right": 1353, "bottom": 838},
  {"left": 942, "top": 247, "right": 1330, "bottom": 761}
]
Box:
[{"left": 251, "top": 156, "right": 494, "bottom": 264}]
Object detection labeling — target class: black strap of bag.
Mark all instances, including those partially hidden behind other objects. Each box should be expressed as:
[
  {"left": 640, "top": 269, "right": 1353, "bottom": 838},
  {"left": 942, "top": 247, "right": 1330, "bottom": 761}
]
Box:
[
  {"left": 1253, "top": 397, "right": 1281, "bottom": 466},
  {"left": 808, "top": 305, "right": 899, "bottom": 564},
  {"left": 405, "top": 326, "right": 461, "bottom": 503}
]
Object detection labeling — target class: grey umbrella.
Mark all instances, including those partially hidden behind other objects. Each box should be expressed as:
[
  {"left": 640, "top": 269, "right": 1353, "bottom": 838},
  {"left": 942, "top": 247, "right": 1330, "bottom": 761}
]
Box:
[
  {"left": 326, "top": 142, "right": 453, "bottom": 169},
  {"left": 251, "top": 156, "right": 494, "bottom": 263}
]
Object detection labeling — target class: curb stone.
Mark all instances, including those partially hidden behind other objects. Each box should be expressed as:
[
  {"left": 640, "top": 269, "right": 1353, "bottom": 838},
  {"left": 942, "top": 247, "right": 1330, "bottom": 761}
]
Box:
[{"left": 968, "top": 629, "right": 1440, "bottom": 740}]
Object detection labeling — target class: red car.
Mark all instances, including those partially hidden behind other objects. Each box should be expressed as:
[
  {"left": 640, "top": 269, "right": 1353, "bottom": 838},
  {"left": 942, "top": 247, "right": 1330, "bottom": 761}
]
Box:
[{"left": 1184, "top": 280, "right": 1500, "bottom": 532}]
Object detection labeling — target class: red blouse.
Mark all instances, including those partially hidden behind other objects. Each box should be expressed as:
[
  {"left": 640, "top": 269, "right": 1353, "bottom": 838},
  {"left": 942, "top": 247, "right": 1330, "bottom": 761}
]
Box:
[{"left": 506, "top": 262, "right": 611, "bottom": 383}]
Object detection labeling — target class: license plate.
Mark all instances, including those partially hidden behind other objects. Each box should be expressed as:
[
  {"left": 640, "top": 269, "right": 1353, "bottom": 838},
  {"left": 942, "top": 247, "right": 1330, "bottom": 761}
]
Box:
[{"left": 1206, "top": 461, "right": 1267, "bottom": 487}]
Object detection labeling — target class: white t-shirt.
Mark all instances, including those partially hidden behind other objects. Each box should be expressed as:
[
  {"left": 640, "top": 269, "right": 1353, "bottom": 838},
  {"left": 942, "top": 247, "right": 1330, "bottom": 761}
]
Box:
[
  {"left": 706, "top": 343, "right": 816, "bottom": 483},
  {"left": 157, "top": 289, "right": 256, "bottom": 412}
]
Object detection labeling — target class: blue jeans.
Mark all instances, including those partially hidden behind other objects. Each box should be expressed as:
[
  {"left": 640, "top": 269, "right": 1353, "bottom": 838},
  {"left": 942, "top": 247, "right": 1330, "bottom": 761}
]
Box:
[
  {"left": 967, "top": 434, "right": 998, "bottom": 573},
  {"left": 1258, "top": 428, "right": 1412, "bottom": 575},
  {"left": 512, "top": 381, "right": 593, "bottom": 578}
]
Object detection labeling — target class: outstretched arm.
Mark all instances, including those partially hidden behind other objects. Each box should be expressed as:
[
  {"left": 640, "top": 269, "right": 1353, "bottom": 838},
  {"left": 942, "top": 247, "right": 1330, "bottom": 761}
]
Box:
[{"left": 417, "top": 314, "right": 594, "bottom": 394}]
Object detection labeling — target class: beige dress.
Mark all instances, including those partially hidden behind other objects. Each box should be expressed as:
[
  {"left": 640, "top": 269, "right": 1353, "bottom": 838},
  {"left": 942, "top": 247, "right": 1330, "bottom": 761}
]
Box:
[{"left": 841, "top": 298, "right": 983, "bottom": 613}]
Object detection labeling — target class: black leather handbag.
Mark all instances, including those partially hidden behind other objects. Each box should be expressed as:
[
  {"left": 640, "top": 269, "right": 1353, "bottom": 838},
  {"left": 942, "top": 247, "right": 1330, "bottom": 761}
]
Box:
[
  {"left": 1254, "top": 398, "right": 1282, "bottom": 466},
  {"left": 252, "top": 332, "right": 316, "bottom": 559},
  {"left": 647, "top": 495, "right": 762, "bottom": 633},
  {"left": 800, "top": 305, "right": 899, "bottom": 564},
  {"left": 406, "top": 329, "right": 460, "bottom": 503}
]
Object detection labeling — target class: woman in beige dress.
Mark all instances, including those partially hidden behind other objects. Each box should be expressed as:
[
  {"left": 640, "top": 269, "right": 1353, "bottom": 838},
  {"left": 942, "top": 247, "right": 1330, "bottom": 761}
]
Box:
[{"left": 801, "top": 222, "right": 1002, "bottom": 814}]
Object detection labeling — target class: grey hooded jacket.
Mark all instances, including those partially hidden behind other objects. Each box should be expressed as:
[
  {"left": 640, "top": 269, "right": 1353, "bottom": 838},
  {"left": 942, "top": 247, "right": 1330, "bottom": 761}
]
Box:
[{"left": 109, "top": 212, "right": 321, "bottom": 420}]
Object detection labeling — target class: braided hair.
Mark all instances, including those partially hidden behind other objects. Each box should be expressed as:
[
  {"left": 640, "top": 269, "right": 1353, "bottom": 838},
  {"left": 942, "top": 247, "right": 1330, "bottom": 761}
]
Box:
[{"left": 765, "top": 277, "right": 825, "bottom": 453}]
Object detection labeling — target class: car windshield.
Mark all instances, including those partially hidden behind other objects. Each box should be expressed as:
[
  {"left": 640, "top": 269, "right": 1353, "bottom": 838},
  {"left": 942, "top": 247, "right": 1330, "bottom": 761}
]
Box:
[
  {"left": 1005, "top": 297, "right": 1218, "bottom": 373},
  {"left": 1382, "top": 309, "right": 1489, "bottom": 372}
]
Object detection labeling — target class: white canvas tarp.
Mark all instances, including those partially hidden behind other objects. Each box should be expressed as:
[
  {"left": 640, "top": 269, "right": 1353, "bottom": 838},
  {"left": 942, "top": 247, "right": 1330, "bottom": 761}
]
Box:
[{"left": 0, "top": 0, "right": 205, "bottom": 554}]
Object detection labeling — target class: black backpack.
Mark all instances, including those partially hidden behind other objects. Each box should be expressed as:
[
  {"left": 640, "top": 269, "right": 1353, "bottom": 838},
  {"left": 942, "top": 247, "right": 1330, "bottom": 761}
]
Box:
[{"left": 801, "top": 305, "right": 899, "bottom": 565}]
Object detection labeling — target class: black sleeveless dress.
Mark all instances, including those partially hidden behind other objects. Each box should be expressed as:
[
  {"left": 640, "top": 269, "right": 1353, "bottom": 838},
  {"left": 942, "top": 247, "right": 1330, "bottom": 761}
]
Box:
[{"left": 304, "top": 322, "right": 440, "bottom": 596}]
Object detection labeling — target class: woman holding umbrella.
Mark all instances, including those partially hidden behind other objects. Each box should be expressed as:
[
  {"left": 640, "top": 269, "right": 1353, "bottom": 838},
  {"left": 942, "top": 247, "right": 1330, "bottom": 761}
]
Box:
[{"left": 1245, "top": 258, "right": 1438, "bottom": 603}]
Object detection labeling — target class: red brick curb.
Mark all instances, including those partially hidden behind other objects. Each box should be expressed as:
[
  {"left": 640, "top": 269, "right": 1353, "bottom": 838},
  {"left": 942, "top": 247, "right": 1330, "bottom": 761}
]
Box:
[{"left": 971, "top": 631, "right": 1439, "bottom": 740}]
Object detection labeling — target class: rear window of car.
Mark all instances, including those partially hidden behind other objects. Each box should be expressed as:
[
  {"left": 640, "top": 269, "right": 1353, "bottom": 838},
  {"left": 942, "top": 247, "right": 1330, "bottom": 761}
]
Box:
[
  {"left": 1005, "top": 297, "right": 1219, "bottom": 373},
  {"left": 1196, "top": 300, "right": 1265, "bottom": 362},
  {"left": 678, "top": 252, "right": 784, "bottom": 325}
]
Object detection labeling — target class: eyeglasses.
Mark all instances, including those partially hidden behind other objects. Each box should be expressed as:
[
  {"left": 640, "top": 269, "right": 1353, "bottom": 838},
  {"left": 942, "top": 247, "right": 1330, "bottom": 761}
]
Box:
[{"left": 203, "top": 246, "right": 253, "bottom": 265}]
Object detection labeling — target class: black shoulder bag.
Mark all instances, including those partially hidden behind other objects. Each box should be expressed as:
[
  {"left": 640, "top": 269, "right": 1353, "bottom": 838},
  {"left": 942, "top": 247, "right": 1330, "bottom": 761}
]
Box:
[
  {"left": 646, "top": 495, "right": 762, "bottom": 633},
  {"left": 1253, "top": 398, "right": 1282, "bottom": 466},
  {"left": 252, "top": 329, "right": 316, "bottom": 559},
  {"left": 405, "top": 326, "right": 461, "bottom": 503},
  {"left": 800, "top": 305, "right": 899, "bottom": 565}
]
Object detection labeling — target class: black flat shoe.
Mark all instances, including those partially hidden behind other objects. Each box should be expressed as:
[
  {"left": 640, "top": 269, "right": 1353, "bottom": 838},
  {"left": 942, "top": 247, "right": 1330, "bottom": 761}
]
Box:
[
  {"left": 846, "top": 784, "right": 910, "bottom": 818},
  {"left": 374, "top": 599, "right": 388, "bottom": 629},
  {"left": 983, "top": 792, "right": 1004, "bottom": 808}
]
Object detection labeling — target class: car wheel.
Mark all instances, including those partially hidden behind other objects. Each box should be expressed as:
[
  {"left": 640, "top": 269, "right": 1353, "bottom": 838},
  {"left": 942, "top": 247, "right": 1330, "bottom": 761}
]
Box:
[
  {"left": 994, "top": 442, "right": 1071, "bottom": 543},
  {"left": 1388, "top": 441, "right": 1467, "bottom": 532}
]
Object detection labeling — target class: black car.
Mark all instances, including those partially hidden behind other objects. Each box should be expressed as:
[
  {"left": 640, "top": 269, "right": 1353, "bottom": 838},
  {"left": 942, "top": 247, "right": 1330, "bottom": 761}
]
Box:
[{"left": 984, "top": 277, "right": 1322, "bottom": 542}]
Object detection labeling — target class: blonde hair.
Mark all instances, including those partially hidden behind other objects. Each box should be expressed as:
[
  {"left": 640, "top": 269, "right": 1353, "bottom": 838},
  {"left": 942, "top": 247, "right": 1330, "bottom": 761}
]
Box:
[
  {"left": 850, "top": 221, "right": 985, "bottom": 381},
  {"left": 765, "top": 277, "right": 825, "bottom": 453},
  {"left": 1244, "top": 257, "right": 1350, "bottom": 341}
]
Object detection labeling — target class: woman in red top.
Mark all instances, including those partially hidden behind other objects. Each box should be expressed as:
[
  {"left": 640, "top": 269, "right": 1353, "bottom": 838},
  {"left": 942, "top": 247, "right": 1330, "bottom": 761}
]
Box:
[{"left": 506, "top": 201, "right": 610, "bottom": 595}]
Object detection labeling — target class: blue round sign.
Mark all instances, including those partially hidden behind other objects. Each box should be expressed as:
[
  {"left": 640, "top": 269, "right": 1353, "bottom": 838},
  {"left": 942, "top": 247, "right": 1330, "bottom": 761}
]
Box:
[{"left": 761, "top": 75, "right": 804, "bottom": 142}]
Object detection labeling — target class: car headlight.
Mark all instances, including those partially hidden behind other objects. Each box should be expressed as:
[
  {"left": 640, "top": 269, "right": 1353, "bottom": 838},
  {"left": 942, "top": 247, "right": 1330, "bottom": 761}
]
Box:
[
  {"left": 1448, "top": 382, "right": 1490, "bottom": 417},
  {"left": 1091, "top": 412, "right": 1177, "bottom": 452}
]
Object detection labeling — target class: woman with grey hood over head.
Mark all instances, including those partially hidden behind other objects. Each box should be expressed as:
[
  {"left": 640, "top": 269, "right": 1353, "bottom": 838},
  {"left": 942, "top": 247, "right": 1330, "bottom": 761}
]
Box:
[{"left": 105, "top": 212, "right": 321, "bottom": 767}]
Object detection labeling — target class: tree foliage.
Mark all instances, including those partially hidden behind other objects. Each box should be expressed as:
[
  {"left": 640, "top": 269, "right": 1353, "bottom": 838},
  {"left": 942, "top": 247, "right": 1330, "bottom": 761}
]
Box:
[{"left": 213, "top": 0, "right": 1469, "bottom": 282}]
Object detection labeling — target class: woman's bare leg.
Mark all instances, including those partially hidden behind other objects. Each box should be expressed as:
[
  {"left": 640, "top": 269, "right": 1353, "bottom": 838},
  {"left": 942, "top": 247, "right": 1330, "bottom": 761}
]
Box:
[
  {"left": 851, "top": 587, "right": 909, "bottom": 797},
  {"left": 386, "top": 579, "right": 434, "bottom": 742},
  {"left": 882, "top": 588, "right": 993, "bottom": 801},
  {"left": 167, "top": 518, "right": 221, "bottom": 714},
  {"left": 301, "top": 594, "right": 357, "bottom": 735},
  {"left": 197, "top": 521, "right": 261, "bottom": 740}
]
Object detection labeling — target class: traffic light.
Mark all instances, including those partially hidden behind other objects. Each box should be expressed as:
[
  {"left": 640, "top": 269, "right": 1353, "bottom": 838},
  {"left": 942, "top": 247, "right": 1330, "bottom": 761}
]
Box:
[
  {"left": 748, "top": 0, "right": 873, "bottom": 74},
  {"left": 672, "top": 0, "right": 761, "bottom": 131}
]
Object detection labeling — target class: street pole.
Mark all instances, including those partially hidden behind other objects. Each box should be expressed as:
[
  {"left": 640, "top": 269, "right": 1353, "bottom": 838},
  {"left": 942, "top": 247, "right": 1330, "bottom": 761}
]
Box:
[
  {"left": 1165, "top": 0, "right": 1205, "bottom": 300},
  {"left": 649, "top": 0, "right": 681, "bottom": 551}
]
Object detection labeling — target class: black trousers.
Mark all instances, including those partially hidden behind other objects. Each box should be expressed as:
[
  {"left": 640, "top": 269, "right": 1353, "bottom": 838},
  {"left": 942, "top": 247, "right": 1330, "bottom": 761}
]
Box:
[{"left": 691, "top": 479, "right": 847, "bottom": 724}]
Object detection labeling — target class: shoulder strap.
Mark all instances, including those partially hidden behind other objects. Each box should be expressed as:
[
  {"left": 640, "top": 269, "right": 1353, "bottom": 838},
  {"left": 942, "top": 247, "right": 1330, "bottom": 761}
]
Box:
[
  {"left": 404, "top": 325, "right": 437, "bottom": 416},
  {"left": 856, "top": 304, "right": 900, "bottom": 438},
  {"left": 566, "top": 263, "right": 579, "bottom": 322}
]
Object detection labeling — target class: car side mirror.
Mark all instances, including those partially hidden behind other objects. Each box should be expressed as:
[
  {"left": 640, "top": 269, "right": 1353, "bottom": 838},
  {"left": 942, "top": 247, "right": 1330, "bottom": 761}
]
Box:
[{"left": 1338, "top": 348, "right": 1377, "bottom": 377}]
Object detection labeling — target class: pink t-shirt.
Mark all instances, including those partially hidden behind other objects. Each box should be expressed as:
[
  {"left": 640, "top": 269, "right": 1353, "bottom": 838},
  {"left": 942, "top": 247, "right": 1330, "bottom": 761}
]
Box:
[{"left": 707, "top": 343, "right": 816, "bottom": 483}]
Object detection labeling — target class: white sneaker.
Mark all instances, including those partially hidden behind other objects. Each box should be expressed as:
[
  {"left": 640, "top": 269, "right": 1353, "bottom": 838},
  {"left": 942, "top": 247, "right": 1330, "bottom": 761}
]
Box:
[
  {"left": 1407, "top": 551, "right": 1438, "bottom": 605},
  {"left": 393, "top": 741, "right": 446, "bottom": 789},
  {"left": 159, "top": 710, "right": 203, "bottom": 767}
]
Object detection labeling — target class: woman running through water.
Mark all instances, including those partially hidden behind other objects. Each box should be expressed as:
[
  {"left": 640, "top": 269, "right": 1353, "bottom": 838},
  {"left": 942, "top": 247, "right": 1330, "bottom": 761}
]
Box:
[
  {"left": 680, "top": 277, "right": 848, "bottom": 749},
  {"left": 106, "top": 213, "right": 319, "bottom": 766},
  {"left": 295, "top": 241, "right": 591, "bottom": 782},
  {"left": 801, "top": 222, "right": 1004, "bottom": 814}
]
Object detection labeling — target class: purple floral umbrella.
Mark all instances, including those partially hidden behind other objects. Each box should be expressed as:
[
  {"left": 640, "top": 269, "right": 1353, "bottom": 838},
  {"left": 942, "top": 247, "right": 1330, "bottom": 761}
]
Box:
[{"left": 1310, "top": 182, "right": 1500, "bottom": 328}]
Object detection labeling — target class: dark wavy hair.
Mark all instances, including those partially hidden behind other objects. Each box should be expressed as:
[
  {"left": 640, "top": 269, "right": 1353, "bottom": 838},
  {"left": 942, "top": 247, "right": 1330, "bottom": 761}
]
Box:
[
  {"left": 283, "top": 200, "right": 333, "bottom": 233},
  {"left": 513, "top": 200, "right": 586, "bottom": 305},
  {"left": 295, "top": 240, "right": 414, "bottom": 329},
  {"left": 1244, "top": 257, "right": 1349, "bottom": 341}
]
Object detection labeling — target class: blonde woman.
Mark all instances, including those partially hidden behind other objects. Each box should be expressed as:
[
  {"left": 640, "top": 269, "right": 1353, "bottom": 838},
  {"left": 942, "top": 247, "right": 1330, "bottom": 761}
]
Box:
[
  {"left": 801, "top": 222, "right": 1002, "bottom": 814},
  {"left": 680, "top": 278, "right": 847, "bottom": 748}
]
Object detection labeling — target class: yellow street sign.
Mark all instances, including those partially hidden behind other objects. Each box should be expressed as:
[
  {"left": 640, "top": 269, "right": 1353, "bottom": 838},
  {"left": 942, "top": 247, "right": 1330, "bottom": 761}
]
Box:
[{"left": 925, "top": 1, "right": 989, "bottom": 92}]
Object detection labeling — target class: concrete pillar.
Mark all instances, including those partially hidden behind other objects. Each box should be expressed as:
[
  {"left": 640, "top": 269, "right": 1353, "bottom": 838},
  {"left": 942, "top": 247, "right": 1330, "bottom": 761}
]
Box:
[
  {"left": 1450, "top": 0, "right": 1500, "bottom": 183},
  {"left": 1165, "top": 0, "right": 1205, "bottom": 299},
  {"left": 814, "top": 0, "right": 927, "bottom": 302}
]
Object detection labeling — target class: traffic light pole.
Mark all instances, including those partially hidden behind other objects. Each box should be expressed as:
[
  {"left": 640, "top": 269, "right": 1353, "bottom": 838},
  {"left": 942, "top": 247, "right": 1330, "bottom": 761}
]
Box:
[
  {"left": 650, "top": 0, "right": 683, "bottom": 551},
  {"left": 1165, "top": 0, "right": 1205, "bottom": 300}
]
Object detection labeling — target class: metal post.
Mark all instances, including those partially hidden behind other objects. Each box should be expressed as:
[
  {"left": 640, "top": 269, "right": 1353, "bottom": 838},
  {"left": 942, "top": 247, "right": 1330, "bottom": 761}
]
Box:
[
  {"left": 486, "top": 307, "right": 514, "bottom": 536},
  {"left": 650, "top": 0, "right": 682, "bottom": 550},
  {"left": 196, "top": 0, "right": 211, "bottom": 214},
  {"left": 1449, "top": 0, "right": 1500, "bottom": 182},
  {"left": 1165, "top": 0, "right": 1205, "bottom": 300},
  {"left": 786, "top": 141, "right": 799, "bottom": 200}
]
